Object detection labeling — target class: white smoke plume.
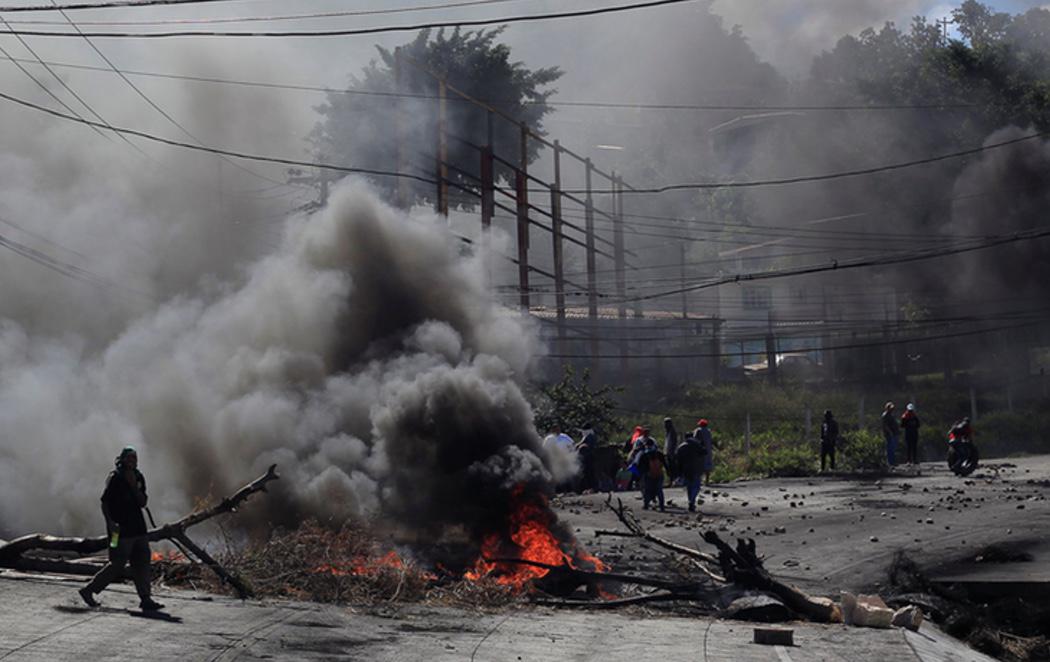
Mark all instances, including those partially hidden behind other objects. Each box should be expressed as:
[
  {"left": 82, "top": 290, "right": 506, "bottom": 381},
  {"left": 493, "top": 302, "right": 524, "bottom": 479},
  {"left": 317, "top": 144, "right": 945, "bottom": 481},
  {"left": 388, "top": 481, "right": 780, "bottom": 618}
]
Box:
[{"left": 0, "top": 180, "right": 566, "bottom": 547}]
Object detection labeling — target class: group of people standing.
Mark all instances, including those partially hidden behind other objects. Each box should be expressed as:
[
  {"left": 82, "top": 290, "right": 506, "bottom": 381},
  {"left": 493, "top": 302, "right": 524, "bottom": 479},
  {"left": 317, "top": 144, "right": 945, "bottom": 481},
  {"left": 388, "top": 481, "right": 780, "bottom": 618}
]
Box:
[
  {"left": 818, "top": 401, "right": 923, "bottom": 471},
  {"left": 622, "top": 418, "right": 716, "bottom": 513}
]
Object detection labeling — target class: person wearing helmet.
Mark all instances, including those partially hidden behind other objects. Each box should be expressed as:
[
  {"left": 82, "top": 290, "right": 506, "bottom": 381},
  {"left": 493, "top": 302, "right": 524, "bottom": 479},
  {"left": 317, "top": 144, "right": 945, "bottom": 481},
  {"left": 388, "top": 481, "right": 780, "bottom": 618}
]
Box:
[{"left": 901, "top": 403, "right": 922, "bottom": 467}]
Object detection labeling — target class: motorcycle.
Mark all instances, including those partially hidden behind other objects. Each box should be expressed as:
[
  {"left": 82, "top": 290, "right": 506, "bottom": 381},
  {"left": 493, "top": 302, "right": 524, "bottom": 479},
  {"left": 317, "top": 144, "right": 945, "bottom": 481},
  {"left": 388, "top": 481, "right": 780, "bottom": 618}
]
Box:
[{"left": 946, "top": 428, "right": 979, "bottom": 476}]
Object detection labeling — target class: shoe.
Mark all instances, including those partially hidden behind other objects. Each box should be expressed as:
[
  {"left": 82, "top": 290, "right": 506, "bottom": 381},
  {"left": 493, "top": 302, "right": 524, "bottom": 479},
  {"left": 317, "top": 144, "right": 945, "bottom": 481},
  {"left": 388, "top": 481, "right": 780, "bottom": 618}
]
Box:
[
  {"left": 658, "top": 506, "right": 665, "bottom": 512},
  {"left": 78, "top": 587, "right": 99, "bottom": 608},
  {"left": 139, "top": 599, "right": 165, "bottom": 611},
  {"left": 688, "top": 504, "right": 696, "bottom": 512},
  {"left": 642, "top": 503, "right": 649, "bottom": 510}
]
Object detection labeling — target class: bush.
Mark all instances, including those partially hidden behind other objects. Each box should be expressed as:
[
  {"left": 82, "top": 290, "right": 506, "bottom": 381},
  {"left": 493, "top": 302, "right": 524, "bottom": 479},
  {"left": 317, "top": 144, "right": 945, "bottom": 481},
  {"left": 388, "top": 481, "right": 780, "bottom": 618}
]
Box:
[{"left": 838, "top": 429, "right": 888, "bottom": 473}]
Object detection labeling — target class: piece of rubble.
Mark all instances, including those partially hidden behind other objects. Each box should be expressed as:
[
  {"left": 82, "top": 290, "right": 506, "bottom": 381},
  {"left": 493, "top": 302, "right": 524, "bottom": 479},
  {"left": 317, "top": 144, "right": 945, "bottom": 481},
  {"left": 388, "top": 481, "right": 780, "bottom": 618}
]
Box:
[
  {"left": 753, "top": 627, "right": 794, "bottom": 646},
  {"left": 841, "top": 592, "right": 894, "bottom": 628},
  {"left": 891, "top": 605, "right": 924, "bottom": 631}
]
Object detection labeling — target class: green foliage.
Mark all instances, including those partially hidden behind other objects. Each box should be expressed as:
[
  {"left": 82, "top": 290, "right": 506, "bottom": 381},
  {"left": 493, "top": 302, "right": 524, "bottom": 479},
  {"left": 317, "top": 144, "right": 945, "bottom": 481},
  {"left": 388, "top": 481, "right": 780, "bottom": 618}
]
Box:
[
  {"left": 311, "top": 28, "right": 561, "bottom": 209},
  {"left": 838, "top": 429, "right": 889, "bottom": 473},
  {"left": 532, "top": 366, "right": 622, "bottom": 442}
]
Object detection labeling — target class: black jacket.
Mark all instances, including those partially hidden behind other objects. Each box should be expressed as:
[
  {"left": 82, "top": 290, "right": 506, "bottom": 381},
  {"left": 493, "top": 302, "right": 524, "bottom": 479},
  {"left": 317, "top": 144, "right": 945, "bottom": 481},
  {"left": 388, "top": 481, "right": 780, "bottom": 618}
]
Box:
[
  {"left": 675, "top": 439, "right": 706, "bottom": 479},
  {"left": 101, "top": 470, "right": 148, "bottom": 536}
]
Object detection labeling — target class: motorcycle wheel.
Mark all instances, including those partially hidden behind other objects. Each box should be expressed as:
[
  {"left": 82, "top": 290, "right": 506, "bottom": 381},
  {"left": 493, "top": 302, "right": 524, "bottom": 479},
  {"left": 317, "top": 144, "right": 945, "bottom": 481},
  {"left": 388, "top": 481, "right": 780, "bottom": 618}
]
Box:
[{"left": 956, "top": 446, "right": 979, "bottom": 477}]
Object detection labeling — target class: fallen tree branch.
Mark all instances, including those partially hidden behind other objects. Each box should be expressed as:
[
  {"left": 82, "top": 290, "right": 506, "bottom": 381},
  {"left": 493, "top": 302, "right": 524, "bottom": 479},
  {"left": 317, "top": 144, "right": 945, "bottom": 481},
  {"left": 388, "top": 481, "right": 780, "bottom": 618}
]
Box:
[
  {"left": 702, "top": 530, "right": 839, "bottom": 623},
  {"left": 0, "top": 464, "right": 280, "bottom": 598},
  {"left": 485, "top": 556, "right": 702, "bottom": 592},
  {"left": 604, "top": 496, "right": 724, "bottom": 581}
]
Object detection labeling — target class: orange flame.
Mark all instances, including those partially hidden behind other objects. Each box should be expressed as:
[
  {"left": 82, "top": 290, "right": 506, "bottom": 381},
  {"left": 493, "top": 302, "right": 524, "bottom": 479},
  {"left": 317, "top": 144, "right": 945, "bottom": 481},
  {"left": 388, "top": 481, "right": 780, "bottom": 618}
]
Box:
[
  {"left": 465, "top": 487, "right": 607, "bottom": 590},
  {"left": 312, "top": 550, "right": 435, "bottom": 580},
  {"left": 150, "top": 550, "right": 186, "bottom": 563}
]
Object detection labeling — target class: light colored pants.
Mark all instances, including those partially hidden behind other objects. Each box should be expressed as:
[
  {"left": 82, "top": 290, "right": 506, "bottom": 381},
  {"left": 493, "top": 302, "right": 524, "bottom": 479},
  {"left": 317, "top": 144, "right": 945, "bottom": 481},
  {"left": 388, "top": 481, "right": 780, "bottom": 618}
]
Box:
[{"left": 85, "top": 535, "right": 151, "bottom": 601}]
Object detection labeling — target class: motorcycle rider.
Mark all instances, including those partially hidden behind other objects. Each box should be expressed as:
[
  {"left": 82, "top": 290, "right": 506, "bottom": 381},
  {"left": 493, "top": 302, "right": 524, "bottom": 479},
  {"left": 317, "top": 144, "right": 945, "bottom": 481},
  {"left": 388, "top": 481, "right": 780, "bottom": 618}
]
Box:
[{"left": 947, "top": 416, "right": 978, "bottom": 475}]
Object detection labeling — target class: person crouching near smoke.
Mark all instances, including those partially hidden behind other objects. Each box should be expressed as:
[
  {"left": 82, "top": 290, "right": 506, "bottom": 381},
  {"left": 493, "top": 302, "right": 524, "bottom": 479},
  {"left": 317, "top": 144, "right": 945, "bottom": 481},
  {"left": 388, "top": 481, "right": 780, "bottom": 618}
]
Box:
[{"left": 78, "top": 446, "right": 164, "bottom": 611}]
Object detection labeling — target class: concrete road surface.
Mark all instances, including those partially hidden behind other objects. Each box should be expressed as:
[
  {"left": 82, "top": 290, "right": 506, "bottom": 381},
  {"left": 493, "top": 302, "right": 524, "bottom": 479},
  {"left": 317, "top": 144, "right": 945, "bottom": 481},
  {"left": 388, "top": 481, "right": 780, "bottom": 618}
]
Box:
[
  {"left": 4, "top": 455, "right": 1048, "bottom": 661},
  {"left": 0, "top": 571, "right": 995, "bottom": 661}
]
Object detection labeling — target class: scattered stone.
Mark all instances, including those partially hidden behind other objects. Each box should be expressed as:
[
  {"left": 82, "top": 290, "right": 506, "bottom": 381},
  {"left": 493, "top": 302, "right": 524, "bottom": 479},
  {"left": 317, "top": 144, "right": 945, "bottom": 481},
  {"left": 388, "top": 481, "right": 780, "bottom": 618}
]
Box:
[{"left": 870, "top": 536, "right": 879, "bottom": 542}]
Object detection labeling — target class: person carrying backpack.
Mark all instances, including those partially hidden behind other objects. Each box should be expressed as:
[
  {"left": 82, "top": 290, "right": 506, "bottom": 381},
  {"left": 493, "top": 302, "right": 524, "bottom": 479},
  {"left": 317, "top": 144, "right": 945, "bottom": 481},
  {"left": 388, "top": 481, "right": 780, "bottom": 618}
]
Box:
[{"left": 638, "top": 438, "right": 667, "bottom": 511}]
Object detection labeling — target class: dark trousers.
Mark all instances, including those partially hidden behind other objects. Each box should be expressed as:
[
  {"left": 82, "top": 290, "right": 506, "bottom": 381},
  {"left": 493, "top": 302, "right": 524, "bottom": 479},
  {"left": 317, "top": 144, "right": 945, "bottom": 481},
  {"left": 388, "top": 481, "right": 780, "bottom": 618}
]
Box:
[
  {"left": 684, "top": 476, "right": 702, "bottom": 508},
  {"left": 905, "top": 436, "right": 919, "bottom": 464},
  {"left": 642, "top": 476, "right": 665, "bottom": 509},
  {"left": 820, "top": 443, "right": 836, "bottom": 471},
  {"left": 85, "top": 535, "right": 151, "bottom": 601}
]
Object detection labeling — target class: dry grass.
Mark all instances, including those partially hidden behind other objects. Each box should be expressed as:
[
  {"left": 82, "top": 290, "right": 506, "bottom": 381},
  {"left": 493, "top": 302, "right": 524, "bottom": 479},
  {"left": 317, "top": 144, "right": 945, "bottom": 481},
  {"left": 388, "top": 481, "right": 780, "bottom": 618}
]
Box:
[{"left": 155, "top": 520, "right": 523, "bottom": 609}]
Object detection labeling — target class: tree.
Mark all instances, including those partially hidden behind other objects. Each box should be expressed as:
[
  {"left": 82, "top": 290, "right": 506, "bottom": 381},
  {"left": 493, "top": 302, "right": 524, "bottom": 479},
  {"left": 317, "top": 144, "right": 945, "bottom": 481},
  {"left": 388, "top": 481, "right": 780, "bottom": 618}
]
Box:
[
  {"left": 310, "top": 28, "right": 561, "bottom": 210},
  {"left": 532, "top": 366, "right": 622, "bottom": 443}
]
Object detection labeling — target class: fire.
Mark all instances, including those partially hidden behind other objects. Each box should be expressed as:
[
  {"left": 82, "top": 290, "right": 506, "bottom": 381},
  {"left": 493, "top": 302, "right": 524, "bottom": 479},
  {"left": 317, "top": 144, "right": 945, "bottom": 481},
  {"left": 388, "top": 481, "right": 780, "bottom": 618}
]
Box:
[
  {"left": 465, "top": 486, "right": 607, "bottom": 590},
  {"left": 313, "top": 550, "right": 426, "bottom": 578},
  {"left": 150, "top": 550, "right": 186, "bottom": 563}
]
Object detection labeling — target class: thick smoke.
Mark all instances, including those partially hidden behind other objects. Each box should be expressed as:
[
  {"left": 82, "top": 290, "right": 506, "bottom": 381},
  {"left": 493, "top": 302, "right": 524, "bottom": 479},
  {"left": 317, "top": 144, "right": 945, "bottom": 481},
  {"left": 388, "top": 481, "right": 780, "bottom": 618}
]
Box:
[
  {"left": 947, "top": 128, "right": 1050, "bottom": 299},
  {"left": 0, "top": 181, "right": 572, "bottom": 557}
]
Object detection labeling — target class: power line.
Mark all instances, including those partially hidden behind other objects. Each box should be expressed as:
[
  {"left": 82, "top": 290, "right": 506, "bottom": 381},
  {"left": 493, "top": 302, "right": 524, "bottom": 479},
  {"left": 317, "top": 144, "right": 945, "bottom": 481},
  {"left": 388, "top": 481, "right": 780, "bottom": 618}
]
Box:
[
  {"left": 544, "top": 320, "right": 1039, "bottom": 360},
  {"left": 619, "top": 226, "right": 1050, "bottom": 304},
  {"left": 0, "top": 0, "right": 698, "bottom": 38},
  {"left": 5, "top": 0, "right": 526, "bottom": 25},
  {"left": 47, "top": 0, "right": 293, "bottom": 188},
  {"left": 562, "top": 131, "right": 1050, "bottom": 195},
  {"left": 0, "top": 14, "right": 130, "bottom": 145},
  {"left": 0, "top": 86, "right": 438, "bottom": 182},
  {"left": 1, "top": 0, "right": 251, "bottom": 12},
  {"left": 1, "top": 55, "right": 980, "bottom": 114}
]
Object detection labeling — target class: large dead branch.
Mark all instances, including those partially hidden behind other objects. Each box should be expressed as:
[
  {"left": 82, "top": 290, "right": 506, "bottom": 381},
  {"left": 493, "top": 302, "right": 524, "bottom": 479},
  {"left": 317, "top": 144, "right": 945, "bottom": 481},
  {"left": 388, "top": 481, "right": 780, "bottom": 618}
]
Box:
[
  {"left": 0, "top": 464, "right": 279, "bottom": 598},
  {"left": 604, "top": 496, "right": 725, "bottom": 582},
  {"left": 701, "top": 530, "right": 839, "bottom": 623}
]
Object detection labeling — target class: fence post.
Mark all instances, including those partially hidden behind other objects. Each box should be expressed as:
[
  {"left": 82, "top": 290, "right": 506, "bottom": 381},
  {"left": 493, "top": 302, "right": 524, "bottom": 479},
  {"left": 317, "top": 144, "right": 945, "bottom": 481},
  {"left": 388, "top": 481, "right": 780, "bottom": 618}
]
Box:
[
  {"left": 745, "top": 412, "right": 752, "bottom": 455},
  {"left": 805, "top": 405, "right": 812, "bottom": 441}
]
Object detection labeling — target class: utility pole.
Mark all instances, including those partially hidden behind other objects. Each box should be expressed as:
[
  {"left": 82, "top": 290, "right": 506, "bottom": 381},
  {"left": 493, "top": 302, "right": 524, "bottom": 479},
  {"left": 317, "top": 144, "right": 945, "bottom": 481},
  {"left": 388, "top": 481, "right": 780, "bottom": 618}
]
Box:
[
  {"left": 436, "top": 79, "right": 449, "bottom": 218},
  {"left": 939, "top": 16, "right": 953, "bottom": 46},
  {"left": 679, "top": 243, "right": 688, "bottom": 319},
  {"left": 584, "top": 159, "right": 598, "bottom": 322},
  {"left": 515, "top": 123, "right": 530, "bottom": 312},
  {"left": 394, "top": 47, "right": 409, "bottom": 210},
  {"left": 551, "top": 140, "right": 566, "bottom": 348}
]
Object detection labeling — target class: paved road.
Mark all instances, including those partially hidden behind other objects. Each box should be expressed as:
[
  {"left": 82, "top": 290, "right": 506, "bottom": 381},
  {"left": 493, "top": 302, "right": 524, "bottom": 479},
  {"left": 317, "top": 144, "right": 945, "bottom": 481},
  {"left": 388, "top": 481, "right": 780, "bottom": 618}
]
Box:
[
  {"left": 4, "top": 455, "right": 1047, "bottom": 661},
  {"left": 559, "top": 455, "right": 1050, "bottom": 596},
  {"left": 0, "top": 571, "right": 995, "bottom": 661}
]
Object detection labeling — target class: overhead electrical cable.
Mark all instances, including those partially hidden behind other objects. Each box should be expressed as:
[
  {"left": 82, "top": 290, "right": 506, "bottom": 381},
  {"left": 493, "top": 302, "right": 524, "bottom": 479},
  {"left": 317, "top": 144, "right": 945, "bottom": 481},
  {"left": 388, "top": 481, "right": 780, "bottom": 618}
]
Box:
[
  {"left": 1, "top": 0, "right": 254, "bottom": 12},
  {"left": 6, "top": 0, "right": 526, "bottom": 25},
  {"left": 618, "top": 226, "right": 1050, "bottom": 304},
  {"left": 561, "top": 131, "right": 1050, "bottom": 194},
  {"left": 47, "top": 0, "right": 295, "bottom": 189},
  {"left": 1, "top": 54, "right": 978, "bottom": 113},
  {"left": 0, "top": 40, "right": 110, "bottom": 139},
  {"left": 544, "top": 320, "right": 1038, "bottom": 360},
  {"left": 0, "top": 0, "right": 699, "bottom": 37}
]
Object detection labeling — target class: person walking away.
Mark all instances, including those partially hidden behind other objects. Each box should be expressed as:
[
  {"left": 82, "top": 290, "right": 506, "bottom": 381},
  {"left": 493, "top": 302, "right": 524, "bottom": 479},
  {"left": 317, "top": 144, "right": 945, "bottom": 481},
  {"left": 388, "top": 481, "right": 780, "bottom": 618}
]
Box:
[
  {"left": 78, "top": 447, "right": 164, "bottom": 611},
  {"left": 692, "top": 419, "right": 717, "bottom": 485},
  {"left": 663, "top": 418, "right": 680, "bottom": 486},
  {"left": 675, "top": 432, "right": 706, "bottom": 512},
  {"left": 901, "top": 403, "right": 921, "bottom": 467},
  {"left": 820, "top": 410, "right": 839, "bottom": 472},
  {"left": 881, "top": 402, "right": 900, "bottom": 467},
  {"left": 638, "top": 438, "right": 667, "bottom": 511}
]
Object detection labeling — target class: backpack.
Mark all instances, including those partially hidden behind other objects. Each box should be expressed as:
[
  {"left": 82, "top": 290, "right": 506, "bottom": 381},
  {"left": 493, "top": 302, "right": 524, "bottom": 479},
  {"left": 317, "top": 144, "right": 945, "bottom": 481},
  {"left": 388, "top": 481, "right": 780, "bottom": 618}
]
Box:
[{"left": 644, "top": 451, "right": 664, "bottom": 478}]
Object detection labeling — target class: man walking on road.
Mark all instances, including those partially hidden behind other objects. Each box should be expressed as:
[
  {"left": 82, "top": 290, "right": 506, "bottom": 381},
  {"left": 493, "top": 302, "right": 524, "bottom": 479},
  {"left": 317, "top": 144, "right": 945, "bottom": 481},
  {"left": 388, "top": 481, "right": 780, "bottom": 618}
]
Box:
[
  {"left": 79, "top": 447, "right": 164, "bottom": 611},
  {"left": 882, "top": 402, "right": 900, "bottom": 467},
  {"left": 675, "top": 432, "right": 706, "bottom": 512}
]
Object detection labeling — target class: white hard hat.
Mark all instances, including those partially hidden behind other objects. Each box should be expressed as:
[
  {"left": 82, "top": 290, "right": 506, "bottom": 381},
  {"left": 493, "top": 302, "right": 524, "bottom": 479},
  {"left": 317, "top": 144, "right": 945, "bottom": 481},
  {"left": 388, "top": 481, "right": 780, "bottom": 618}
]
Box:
[{"left": 906, "top": 403, "right": 915, "bottom": 411}]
